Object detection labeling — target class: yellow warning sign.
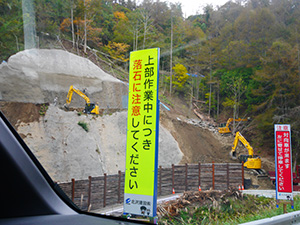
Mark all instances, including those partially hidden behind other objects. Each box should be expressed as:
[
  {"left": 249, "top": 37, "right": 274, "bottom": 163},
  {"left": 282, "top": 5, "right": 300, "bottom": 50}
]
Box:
[{"left": 124, "top": 48, "right": 160, "bottom": 217}]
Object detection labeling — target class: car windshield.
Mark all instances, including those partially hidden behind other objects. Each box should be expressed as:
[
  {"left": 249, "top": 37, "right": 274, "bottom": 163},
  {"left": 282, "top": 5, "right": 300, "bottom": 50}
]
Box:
[{"left": 1, "top": 0, "right": 300, "bottom": 224}]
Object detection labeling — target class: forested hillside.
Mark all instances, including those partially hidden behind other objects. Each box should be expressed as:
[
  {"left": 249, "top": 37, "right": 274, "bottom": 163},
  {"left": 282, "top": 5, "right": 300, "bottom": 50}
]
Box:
[{"left": 1, "top": 0, "right": 300, "bottom": 165}]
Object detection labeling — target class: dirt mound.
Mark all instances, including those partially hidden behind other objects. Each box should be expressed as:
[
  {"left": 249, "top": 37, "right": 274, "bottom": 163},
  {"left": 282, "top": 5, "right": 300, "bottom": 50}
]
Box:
[
  {"left": 0, "top": 102, "right": 43, "bottom": 128},
  {"left": 160, "top": 109, "right": 235, "bottom": 164}
]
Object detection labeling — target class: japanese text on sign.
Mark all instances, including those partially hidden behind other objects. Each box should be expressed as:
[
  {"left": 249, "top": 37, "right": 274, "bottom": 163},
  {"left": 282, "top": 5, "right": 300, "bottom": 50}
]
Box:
[
  {"left": 126, "top": 53, "right": 157, "bottom": 193},
  {"left": 275, "top": 124, "right": 293, "bottom": 200},
  {"left": 124, "top": 48, "right": 160, "bottom": 217}
]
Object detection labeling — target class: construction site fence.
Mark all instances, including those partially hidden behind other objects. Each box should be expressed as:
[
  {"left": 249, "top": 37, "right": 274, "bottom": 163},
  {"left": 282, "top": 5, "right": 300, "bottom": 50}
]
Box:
[{"left": 58, "top": 162, "right": 244, "bottom": 211}]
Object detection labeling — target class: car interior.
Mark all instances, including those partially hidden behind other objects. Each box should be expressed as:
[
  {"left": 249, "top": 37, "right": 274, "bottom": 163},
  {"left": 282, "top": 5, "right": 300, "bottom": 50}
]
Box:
[{"left": 0, "top": 111, "right": 147, "bottom": 224}]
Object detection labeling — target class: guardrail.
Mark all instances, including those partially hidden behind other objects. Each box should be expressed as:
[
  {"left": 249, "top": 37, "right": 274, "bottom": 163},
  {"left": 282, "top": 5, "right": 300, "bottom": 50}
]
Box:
[
  {"left": 241, "top": 190, "right": 300, "bottom": 225},
  {"left": 240, "top": 210, "right": 300, "bottom": 225}
]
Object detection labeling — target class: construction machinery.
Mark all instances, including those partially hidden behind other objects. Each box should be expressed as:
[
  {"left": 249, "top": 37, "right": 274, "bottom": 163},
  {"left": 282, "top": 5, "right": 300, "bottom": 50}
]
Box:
[
  {"left": 231, "top": 131, "right": 266, "bottom": 177},
  {"left": 218, "top": 118, "right": 248, "bottom": 134},
  {"left": 65, "top": 85, "right": 99, "bottom": 115}
]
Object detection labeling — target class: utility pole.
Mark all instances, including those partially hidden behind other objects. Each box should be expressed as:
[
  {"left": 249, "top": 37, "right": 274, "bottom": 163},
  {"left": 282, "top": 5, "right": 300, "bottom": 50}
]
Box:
[
  {"left": 170, "top": 11, "right": 173, "bottom": 96},
  {"left": 296, "top": 27, "right": 300, "bottom": 78},
  {"left": 71, "top": 0, "right": 75, "bottom": 48},
  {"left": 84, "top": 0, "right": 87, "bottom": 53},
  {"left": 208, "top": 36, "right": 212, "bottom": 117},
  {"left": 22, "top": 0, "right": 37, "bottom": 49},
  {"left": 217, "top": 81, "right": 219, "bottom": 118}
]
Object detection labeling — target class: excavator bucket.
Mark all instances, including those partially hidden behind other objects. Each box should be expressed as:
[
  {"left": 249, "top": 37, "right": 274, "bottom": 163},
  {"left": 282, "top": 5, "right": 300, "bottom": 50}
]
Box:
[
  {"left": 64, "top": 104, "right": 70, "bottom": 110},
  {"left": 230, "top": 150, "right": 237, "bottom": 159}
]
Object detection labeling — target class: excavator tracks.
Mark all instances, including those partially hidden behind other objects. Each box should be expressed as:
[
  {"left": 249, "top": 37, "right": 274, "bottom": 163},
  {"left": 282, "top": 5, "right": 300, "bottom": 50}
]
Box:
[{"left": 245, "top": 168, "right": 268, "bottom": 178}]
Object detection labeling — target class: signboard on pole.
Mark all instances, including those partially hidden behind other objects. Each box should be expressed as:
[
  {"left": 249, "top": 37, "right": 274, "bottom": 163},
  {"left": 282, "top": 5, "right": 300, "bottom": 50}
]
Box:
[
  {"left": 274, "top": 124, "right": 293, "bottom": 203},
  {"left": 124, "top": 48, "right": 160, "bottom": 217}
]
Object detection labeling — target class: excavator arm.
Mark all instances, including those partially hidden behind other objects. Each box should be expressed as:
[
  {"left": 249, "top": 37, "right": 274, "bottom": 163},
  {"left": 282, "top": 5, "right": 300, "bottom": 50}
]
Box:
[
  {"left": 66, "top": 85, "right": 91, "bottom": 105},
  {"left": 218, "top": 118, "right": 248, "bottom": 134},
  {"left": 65, "top": 85, "right": 99, "bottom": 115},
  {"left": 231, "top": 132, "right": 254, "bottom": 157},
  {"left": 230, "top": 131, "right": 261, "bottom": 170},
  {"left": 231, "top": 132, "right": 239, "bottom": 158},
  {"left": 226, "top": 118, "right": 234, "bottom": 127}
]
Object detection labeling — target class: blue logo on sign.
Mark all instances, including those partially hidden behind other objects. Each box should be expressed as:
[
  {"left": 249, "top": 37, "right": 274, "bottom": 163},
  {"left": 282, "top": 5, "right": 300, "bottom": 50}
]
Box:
[{"left": 126, "top": 198, "right": 131, "bottom": 204}]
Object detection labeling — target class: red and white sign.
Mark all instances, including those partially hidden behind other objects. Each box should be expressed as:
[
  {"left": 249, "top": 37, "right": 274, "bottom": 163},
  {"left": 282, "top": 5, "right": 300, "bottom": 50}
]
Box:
[{"left": 275, "top": 124, "right": 293, "bottom": 201}]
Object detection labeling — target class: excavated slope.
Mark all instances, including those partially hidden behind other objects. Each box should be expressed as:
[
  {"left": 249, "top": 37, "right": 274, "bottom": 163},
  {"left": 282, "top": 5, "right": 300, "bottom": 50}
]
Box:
[
  {"left": 15, "top": 105, "right": 182, "bottom": 182},
  {"left": 0, "top": 49, "right": 183, "bottom": 182}
]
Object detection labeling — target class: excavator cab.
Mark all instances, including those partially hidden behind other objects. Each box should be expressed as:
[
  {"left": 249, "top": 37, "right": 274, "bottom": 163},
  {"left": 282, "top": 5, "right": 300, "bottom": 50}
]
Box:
[
  {"left": 239, "top": 155, "right": 261, "bottom": 170},
  {"left": 218, "top": 124, "right": 231, "bottom": 134},
  {"left": 218, "top": 123, "right": 228, "bottom": 133},
  {"left": 219, "top": 123, "right": 227, "bottom": 128},
  {"left": 84, "top": 103, "right": 99, "bottom": 115}
]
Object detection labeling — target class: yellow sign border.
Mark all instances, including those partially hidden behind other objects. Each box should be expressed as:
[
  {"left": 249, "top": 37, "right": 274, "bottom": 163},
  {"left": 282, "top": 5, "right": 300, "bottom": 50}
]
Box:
[{"left": 124, "top": 48, "right": 159, "bottom": 197}]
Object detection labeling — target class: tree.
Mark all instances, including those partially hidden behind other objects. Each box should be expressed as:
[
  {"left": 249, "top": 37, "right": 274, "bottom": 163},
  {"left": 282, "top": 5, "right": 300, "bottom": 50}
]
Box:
[
  {"left": 251, "top": 40, "right": 300, "bottom": 148},
  {"left": 70, "top": 0, "right": 75, "bottom": 47},
  {"left": 253, "top": 41, "right": 299, "bottom": 115},
  {"left": 112, "top": 9, "right": 142, "bottom": 51},
  {"left": 172, "top": 63, "right": 189, "bottom": 95},
  {"left": 35, "top": 0, "right": 70, "bottom": 34},
  {"left": 219, "top": 40, "right": 250, "bottom": 69},
  {"left": 0, "top": 0, "right": 23, "bottom": 60},
  {"left": 219, "top": 69, "right": 248, "bottom": 131},
  {"left": 60, "top": 0, "right": 105, "bottom": 49},
  {"left": 138, "top": 1, "right": 154, "bottom": 49},
  {"left": 103, "top": 41, "right": 130, "bottom": 63},
  {"left": 112, "top": 10, "right": 132, "bottom": 46},
  {"left": 87, "top": 0, "right": 114, "bottom": 45},
  {"left": 60, "top": 15, "right": 102, "bottom": 48}
]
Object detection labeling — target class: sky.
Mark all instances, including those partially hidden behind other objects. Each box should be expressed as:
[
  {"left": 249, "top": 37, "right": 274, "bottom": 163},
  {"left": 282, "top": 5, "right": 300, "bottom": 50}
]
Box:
[{"left": 168, "top": 0, "right": 230, "bottom": 17}]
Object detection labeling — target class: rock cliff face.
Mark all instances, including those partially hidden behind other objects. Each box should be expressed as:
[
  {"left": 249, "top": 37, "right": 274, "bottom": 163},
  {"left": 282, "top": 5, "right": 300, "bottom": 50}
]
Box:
[
  {"left": 0, "top": 49, "right": 128, "bottom": 109},
  {"left": 0, "top": 50, "right": 183, "bottom": 182},
  {"left": 16, "top": 106, "right": 183, "bottom": 182}
]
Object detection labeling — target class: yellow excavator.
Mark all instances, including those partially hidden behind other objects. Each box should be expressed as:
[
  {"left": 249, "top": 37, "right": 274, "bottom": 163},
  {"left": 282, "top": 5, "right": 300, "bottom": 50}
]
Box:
[
  {"left": 231, "top": 132, "right": 267, "bottom": 177},
  {"left": 65, "top": 85, "right": 99, "bottom": 115},
  {"left": 218, "top": 118, "right": 248, "bottom": 134}
]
